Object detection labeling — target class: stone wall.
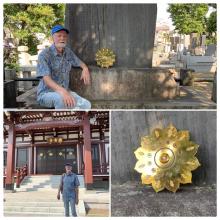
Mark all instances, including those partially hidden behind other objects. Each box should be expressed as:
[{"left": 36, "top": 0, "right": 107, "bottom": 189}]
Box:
[
  {"left": 65, "top": 4, "right": 157, "bottom": 68},
  {"left": 111, "top": 111, "right": 216, "bottom": 185}
]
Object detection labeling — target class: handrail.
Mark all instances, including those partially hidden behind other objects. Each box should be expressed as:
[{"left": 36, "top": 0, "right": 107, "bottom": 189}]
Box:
[{"left": 16, "top": 164, "right": 28, "bottom": 188}]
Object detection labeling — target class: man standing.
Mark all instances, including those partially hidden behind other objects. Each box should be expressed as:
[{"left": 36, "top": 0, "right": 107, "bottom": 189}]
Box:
[
  {"left": 37, "top": 25, "right": 91, "bottom": 109},
  {"left": 57, "top": 163, "right": 80, "bottom": 217}
]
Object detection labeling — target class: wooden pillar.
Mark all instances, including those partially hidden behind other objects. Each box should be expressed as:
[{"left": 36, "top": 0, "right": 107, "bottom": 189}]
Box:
[
  {"left": 100, "top": 129, "right": 107, "bottom": 173},
  {"left": 29, "top": 134, "right": 34, "bottom": 175},
  {"left": 5, "top": 124, "right": 16, "bottom": 190},
  {"left": 83, "top": 113, "right": 93, "bottom": 188}
]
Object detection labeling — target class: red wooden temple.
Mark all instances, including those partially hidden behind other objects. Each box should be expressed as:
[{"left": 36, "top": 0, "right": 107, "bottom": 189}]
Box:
[{"left": 3, "top": 111, "right": 109, "bottom": 190}]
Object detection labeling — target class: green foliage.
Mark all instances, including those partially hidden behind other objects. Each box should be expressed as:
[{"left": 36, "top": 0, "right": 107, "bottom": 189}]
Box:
[
  {"left": 206, "top": 36, "right": 216, "bottom": 45},
  {"left": 4, "top": 4, "right": 65, "bottom": 55},
  {"left": 4, "top": 47, "right": 19, "bottom": 70},
  {"left": 167, "top": 4, "right": 209, "bottom": 34},
  {"left": 206, "top": 11, "right": 216, "bottom": 33}
]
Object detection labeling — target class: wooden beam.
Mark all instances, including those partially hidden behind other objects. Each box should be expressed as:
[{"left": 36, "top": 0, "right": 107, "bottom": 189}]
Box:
[
  {"left": 15, "top": 120, "right": 83, "bottom": 132},
  {"left": 5, "top": 124, "right": 16, "bottom": 190},
  {"left": 83, "top": 113, "right": 93, "bottom": 188},
  {"left": 33, "top": 141, "right": 80, "bottom": 148}
]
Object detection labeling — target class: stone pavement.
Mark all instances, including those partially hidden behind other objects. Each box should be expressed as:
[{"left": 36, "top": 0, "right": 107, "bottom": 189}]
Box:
[
  {"left": 92, "top": 82, "right": 216, "bottom": 109},
  {"left": 111, "top": 182, "right": 216, "bottom": 217}
]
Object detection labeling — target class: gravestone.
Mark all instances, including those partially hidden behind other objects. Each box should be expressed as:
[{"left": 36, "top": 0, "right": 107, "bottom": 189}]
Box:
[
  {"left": 212, "top": 72, "right": 217, "bottom": 103},
  {"left": 65, "top": 4, "right": 157, "bottom": 68},
  {"left": 65, "top": 4, "right": 180, "bottom": 103},
  {"left": 205, "top": 44, "right": 216, "bottom": 57}
]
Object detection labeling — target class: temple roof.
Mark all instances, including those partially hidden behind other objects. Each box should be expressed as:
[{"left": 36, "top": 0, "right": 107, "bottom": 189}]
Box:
[{"left": 4, "top": 111, "right": 109, "bottom": 134}]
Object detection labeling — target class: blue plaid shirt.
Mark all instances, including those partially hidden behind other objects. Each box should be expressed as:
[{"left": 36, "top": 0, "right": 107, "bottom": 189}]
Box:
[{"left": 37, "top": 44, "right": 81, "bottom": 98}]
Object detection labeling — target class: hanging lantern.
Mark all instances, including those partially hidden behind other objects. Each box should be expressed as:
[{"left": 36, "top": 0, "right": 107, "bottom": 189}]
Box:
[
  {"left": 47, "top": 138, "right": 53, "bottom": 144},
  {"left": 58, "top": 137, "right": 63, "bottom": 143},
  {"left": 134, "top": 124, "right": 201, "bottom": 193}
]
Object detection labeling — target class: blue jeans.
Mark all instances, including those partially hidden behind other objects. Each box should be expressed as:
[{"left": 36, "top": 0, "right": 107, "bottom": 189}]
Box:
[
  {"left": 63, "top": 196, "right": 77, "bottom": 217},
  {"left": 37, "top": 91, "right": 91, "bottom": 109}
]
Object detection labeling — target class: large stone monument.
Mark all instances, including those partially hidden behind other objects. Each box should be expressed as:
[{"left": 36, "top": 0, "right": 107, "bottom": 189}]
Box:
[
  {"left": 65, "top": 4, "right": 157, "bottom": 67},
  {"left": 65, "top": 4, "right": 179, "bottom": 106}
]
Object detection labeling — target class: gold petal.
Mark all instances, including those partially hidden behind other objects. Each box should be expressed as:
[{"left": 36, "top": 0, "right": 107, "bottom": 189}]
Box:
[
  {"left": 186, "top": 157, "right": 201, "bottom": 171},
  {"left": 166, "top": 123, "right": 178, "bottom": 137},
  {"left": 185, "top": 142, "right": 199, "bottom": 156},
  {"left": 180, "top": 170, "right": 192, "bottom": 184},
  {"left": 165, "top": 179, "right": 180, "bottom": 193},
  {"left": 134, "top": 147, "right": 147, "bottom": 160},
  {"left": 152, "top": 179, "right": 165, "bottom": 192},
  {"left": 141, "top": 136, "right": 151, "bottom": 148},
  {"left": 141, "top": 173, "right": 152, "bottom": 185},
  {"left": 153, "top": 128, "right": 162, "bottom": 139},
  {"left": 134, "top": 160, "right": 146, "bottom": 174},
  {"left": 177, "top": 130, "right": 190, "bottom": 141}
]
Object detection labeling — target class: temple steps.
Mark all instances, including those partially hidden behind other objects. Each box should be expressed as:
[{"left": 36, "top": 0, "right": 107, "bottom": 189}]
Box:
[
  {"left": 15, "top": 175, "right": 85, "bottom": 192},
  {"left": 4, "top": 175, "right": 109, "bottom": 217}
]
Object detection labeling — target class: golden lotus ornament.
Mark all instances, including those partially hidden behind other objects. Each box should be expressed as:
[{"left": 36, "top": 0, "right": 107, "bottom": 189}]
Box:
[
  {"left": 134, "top": 124, "right": 201, "bottom": 193},
  {"left": 95, "top": 48, "right": 116, "bottom": 68}
]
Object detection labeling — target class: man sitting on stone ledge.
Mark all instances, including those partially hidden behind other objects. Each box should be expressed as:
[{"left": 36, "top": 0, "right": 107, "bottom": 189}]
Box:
[{"left": 37, "top": 25, "right": 91, "bottom": 109}]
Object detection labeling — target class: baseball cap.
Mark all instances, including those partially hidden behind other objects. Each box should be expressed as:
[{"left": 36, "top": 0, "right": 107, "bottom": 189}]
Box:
[
  {"left": 64, "top": 163, "right": 73, "bottom": 167},
  {"left": 51, "top": 25, "right": 69, "bottom": 35}
]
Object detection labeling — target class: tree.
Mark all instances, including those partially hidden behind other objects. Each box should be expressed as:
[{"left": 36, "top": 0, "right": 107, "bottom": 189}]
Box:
[
  {"left": 4, "top": 4, "right": 65, "bottom": 55},
  {"left": 167, "top": 4, "right": 209, "bottom": 34},
  {"left": 206, "top": 4, "right": 217, "bottom": 34}
]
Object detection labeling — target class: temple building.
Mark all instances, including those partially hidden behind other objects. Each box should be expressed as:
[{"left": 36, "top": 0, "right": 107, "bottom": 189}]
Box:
[{"left": 3, "top": 111, "right": 109, "bottom": 190}]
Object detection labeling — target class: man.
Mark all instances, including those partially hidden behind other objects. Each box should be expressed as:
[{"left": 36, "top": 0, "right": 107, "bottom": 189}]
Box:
[
  {"left": 57, "top": 163, "right": 80, "bottom": 217},
  {"left": 37, "top": 25, "right": 91, "bottom": 109}
]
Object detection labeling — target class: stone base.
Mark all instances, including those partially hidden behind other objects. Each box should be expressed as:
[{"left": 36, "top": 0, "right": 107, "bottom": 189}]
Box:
[
  {"left": 5, "top": 184, "right": 15, "bottom": 191},
  {"left": 85, "top": 183, "right": 93, "bottom": 190},
  {"left": 70, "top": 66, "right": 179, "bottom": 101}
]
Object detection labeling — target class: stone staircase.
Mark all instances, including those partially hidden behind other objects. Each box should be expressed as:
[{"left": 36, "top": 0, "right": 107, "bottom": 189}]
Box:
[
  {"left": 15, "top": 175, "right": 85, "bottom": 192},
  {"left": 4, "top": 175, "right": 109, "bottom": 217}
]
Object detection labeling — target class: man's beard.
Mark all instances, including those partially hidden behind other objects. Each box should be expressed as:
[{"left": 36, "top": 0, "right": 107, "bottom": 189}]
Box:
[{"left": 55, "top": 42, "right": 66, "bottom": 48}]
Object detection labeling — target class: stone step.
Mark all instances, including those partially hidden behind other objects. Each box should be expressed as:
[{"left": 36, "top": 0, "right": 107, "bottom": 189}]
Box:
[
  {"left": 86, "top": 208, "right": 109, "bottom": 217},
  {"left": 4, "top": 206, "right": 65, "bottom": 213},
  {"left": 85, "top": 202, "right": 109, "bottom": 210},
  {"left": 4, "top": 200, "right": 85, "bottom": 216},
  {"left": 17, "top": 185, "right": 59, "bottom": 189},
  {"left": 18, "top": 175, "right": 85, "bottom": 189},
  {"left": 16, "top": 187, "right": 86, "bottom": 193},
  {"left": 4, "top": 201, "right": 63, "bottom": 207},
  {"left": 4, "top": 211, "right": 63, "bottom": 217},
  {"left": 21, "top": 182, "right": 60, "bottom": 186}
]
